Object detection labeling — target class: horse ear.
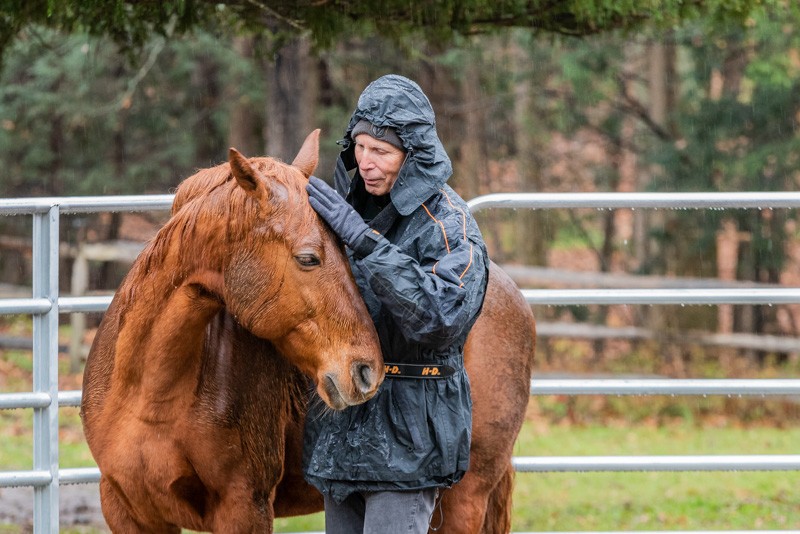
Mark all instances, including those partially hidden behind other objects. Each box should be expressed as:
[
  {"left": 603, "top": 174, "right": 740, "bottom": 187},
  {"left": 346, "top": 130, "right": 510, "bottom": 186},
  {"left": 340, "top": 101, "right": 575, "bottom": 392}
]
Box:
[
  {"left": 229, "top": 147, "right": 266, "bottom": 198},
  {"left": 229, "top": 148, "right": 288, "bottom": 204},
  {"left": 291, "top": 129, "right": 320, "bottom": 179}
]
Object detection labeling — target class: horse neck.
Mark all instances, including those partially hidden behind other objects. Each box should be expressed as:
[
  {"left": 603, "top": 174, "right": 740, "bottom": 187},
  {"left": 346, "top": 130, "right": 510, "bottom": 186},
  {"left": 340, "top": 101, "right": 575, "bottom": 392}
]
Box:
[
  {"left": 113, "top": 223, "right": 228, "bottom": 407},
  {"left": 195, "top": 311, "right": 308, "bottom": 426}
]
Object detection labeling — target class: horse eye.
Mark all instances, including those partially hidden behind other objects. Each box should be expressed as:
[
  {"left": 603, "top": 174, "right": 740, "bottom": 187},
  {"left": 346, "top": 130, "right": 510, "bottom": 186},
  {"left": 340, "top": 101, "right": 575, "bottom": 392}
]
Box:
[{"left": 295, "top": 254, "right": 321, "bottom": 268}]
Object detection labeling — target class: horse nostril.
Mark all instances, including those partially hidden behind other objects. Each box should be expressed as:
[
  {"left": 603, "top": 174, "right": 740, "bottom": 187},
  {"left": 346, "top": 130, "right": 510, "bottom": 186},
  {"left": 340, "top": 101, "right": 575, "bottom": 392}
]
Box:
[{"left": 354, "top": 363, "right": 373, "bottom": 393}]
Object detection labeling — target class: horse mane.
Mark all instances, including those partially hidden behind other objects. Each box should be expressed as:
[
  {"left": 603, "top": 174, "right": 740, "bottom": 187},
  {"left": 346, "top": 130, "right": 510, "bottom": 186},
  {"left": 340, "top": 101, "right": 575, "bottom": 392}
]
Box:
[{"left": 120, "top": 156, "right": 313, "bottom": 306}]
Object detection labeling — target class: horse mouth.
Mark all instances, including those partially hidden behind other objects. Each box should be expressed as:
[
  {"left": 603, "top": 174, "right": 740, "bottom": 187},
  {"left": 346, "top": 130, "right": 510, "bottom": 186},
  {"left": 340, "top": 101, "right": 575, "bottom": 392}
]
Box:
[{"left": 322, "top": 374, "right": 349, "bottom": 410}]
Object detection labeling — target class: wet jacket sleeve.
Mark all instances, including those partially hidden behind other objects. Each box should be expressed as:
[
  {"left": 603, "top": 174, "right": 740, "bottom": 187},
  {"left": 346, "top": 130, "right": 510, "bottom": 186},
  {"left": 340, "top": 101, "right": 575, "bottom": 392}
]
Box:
[{"left": 353, "top": 209, "right": 488, "bottom": 348}]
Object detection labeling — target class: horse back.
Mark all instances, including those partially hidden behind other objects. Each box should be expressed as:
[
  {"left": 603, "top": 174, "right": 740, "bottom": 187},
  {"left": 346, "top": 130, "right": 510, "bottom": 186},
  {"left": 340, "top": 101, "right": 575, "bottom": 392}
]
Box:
[
  {"left": 465, "top": 261, "right": 535, "bottom": 462},
  {"left": 442, "top": 262, "right": 535, "bottom": 533}
]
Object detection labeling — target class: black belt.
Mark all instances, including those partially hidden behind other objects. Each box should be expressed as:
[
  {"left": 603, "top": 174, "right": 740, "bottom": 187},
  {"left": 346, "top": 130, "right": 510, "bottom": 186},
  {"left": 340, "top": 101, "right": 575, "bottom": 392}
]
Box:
[{"left": 383, "top": 362, "right": 456, "bottom": 379}]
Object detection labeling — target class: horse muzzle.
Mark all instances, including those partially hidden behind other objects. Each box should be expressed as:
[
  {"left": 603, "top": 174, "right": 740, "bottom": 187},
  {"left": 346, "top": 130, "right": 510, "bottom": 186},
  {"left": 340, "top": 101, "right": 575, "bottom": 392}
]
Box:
[{"left": 320, "top": 360, "right": 383, "bottom": 410}]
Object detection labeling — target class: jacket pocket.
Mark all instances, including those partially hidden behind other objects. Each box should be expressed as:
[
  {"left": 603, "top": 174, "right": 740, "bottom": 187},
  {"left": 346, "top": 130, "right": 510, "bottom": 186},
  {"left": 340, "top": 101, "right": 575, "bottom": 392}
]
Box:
[{"left": 391, "top": 384, "right": 430, "bottom": 453}]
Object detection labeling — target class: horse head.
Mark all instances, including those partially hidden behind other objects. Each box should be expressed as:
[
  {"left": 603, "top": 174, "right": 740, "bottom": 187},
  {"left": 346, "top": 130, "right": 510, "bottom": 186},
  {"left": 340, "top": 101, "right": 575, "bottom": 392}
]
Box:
[{"left": 172, "top": 130, "right": 383, "bottom": 410}]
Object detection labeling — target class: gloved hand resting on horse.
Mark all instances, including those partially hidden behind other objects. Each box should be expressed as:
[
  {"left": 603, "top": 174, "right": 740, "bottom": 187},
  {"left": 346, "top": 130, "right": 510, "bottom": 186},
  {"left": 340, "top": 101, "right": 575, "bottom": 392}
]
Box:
[{"left": 307, "top": 176, "right": 376, "bottom": 257}]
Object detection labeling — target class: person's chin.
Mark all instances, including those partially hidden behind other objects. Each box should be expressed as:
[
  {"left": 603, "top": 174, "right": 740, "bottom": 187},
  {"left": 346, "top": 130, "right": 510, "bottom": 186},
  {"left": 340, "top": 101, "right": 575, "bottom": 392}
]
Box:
[{"left": 364, "top": 181, "right": 386, "bottom": 195}]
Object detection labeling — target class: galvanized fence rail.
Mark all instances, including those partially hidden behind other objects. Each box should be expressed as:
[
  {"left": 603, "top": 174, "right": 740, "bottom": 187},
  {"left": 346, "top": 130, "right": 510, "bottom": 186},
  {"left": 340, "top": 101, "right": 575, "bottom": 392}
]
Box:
[{"left": 2, "top": 192, "right": 800, "bottom": 532}]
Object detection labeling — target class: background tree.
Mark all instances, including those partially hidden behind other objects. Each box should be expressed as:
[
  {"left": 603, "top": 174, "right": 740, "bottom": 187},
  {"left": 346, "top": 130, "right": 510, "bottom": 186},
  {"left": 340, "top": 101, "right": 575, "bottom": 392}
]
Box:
[
  {"left": 1, "top": 0, "right": 777, "bottom": 64},
  {"left": 653, "top": 11, "right": 800, "bottom": 359},
  {"left": 2, "top": 0, "right": 800, "bottom": 367}
]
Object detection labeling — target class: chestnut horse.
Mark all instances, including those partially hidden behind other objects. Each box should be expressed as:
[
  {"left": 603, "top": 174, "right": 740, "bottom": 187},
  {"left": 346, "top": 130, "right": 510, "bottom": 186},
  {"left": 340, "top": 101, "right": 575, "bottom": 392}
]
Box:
[
  {"left": 81, "top": 130, "right": 385, "bottom": 532},
  {"left": 82, "top": 129, "right": 536, "bottom": 533}
]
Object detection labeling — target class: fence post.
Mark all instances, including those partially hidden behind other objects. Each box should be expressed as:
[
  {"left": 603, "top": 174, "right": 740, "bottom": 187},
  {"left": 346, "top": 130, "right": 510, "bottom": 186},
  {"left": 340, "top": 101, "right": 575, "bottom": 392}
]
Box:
[
  {"left": 32, "top": 205, "right": 60, "bottom": 532},
  {"left": 69, "top": 246, "right": 88, "bottom": 373}
]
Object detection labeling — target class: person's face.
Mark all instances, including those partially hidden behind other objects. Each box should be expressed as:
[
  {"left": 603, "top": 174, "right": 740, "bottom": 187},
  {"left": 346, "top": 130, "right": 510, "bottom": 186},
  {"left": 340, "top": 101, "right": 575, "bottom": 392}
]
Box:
[{"left": 354, "top": 134, "right": 406, "bottom": 196}]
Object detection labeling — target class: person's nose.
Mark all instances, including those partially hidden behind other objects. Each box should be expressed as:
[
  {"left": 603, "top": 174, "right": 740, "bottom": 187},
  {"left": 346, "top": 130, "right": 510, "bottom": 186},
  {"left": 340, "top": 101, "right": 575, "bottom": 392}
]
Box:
[{"left": 359, "top": 150, "right": 376, "bottom": 170}]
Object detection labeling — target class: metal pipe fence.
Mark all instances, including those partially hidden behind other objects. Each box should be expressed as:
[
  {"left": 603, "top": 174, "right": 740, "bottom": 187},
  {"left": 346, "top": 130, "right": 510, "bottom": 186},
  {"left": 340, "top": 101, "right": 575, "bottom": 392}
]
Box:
[{"left": 2, "top": 192, "right": 800, "bottom": 532}]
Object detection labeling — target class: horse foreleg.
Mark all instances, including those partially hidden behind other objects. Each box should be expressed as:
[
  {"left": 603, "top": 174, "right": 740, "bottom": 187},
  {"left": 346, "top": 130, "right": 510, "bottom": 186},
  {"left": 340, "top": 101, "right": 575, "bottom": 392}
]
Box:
[
  {"left": 434, "top": 473, "right": 491, "bottom": 534},
  {"left": 211, "top": 502, "right": 273, "bottom": 534},
  {"left": 274, "top": 413, "right": 325, "bottom": 517},
  {"left": 273, "top": 472, "right": 324, "bottom": 517},
  {"left": 434, "top": 463, "right": 514, "bottom": 534},
  {"left": 100, "top": 476, "right": 180, "bottom": 534},
  {"left": 481, "top": 464, "right": 514, "bottom": 534},
  {"left": 209, "top": 479, "right": 276, "bottom": 533}
]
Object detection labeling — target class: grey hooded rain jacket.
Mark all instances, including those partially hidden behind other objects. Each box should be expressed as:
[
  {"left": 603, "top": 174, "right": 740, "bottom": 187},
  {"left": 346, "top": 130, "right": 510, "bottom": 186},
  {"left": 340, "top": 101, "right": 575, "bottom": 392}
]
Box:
[{"left": 303, "top": 75, "right": 489, "bottom": 503}]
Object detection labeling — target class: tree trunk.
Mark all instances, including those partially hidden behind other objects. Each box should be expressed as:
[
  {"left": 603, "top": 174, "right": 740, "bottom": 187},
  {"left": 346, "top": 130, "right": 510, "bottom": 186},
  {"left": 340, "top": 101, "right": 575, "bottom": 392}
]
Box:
[
  {"left": 510, "top": 36, "right": 548, "bottom": 267},
  {"left": 455, "top": 57, "right": 486, "bottom": 202},
  {"left": 227, "top": 36, "right": 262, "bottom": 156},
  {"left": 191, "top": 53, "right": 222, "bottom": 166},
  {"left": 263, "top": 36, "right": 319, "bottom": 161},
  {"left": 48, "top": 115, "right": 64, "bottom": 196},
  {"left": 645, "top": 37, "right": 681, "bottom": 369}
]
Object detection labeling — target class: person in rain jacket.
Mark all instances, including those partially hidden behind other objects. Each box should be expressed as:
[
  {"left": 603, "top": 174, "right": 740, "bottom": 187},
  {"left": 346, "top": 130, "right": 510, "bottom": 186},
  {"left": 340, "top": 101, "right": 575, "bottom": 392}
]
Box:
[{"left": 303, "top": 74, "right": 489, "bottom": 533}]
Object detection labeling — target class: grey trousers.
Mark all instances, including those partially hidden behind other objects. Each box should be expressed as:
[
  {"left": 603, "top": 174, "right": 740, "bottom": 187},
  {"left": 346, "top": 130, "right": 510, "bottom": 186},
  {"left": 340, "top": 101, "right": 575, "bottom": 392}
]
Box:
[{"left": 323, "top": 488, "right": 438, "bottom": 534}]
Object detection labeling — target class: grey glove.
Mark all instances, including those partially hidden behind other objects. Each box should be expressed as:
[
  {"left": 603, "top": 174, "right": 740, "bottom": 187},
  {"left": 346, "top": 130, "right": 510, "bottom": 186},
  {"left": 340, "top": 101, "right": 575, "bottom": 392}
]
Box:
[{"left": 306, "top": 176, "right": 377, "bottom": 257}]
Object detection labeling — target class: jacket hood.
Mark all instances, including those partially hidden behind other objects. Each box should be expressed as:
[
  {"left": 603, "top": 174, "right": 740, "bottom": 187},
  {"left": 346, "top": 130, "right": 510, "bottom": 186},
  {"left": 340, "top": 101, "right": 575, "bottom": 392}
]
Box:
[{"left": 334, "top": 74, "right": 452, "bottom": 216}]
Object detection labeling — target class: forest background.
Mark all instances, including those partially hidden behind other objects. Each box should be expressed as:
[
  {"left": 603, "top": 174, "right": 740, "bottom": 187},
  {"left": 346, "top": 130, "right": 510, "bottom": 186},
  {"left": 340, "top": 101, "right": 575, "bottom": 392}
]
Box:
[
  {"left": 3, "top": 1, "right": 800, "bottom": 371},
  {"left": 2, "top": 1, "right": 800, "bottom": 531}
]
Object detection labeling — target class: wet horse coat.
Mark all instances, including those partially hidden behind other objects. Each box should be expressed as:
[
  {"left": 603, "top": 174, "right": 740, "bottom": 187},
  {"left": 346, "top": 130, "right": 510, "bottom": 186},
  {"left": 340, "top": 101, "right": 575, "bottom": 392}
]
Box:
[
  {"left": 81, "top": 131, "right": 384, "bottom": 532},
  {"left": 440, "top": 263, "right": 535, "bottom": 532},
  {"left": 82, "top": 130, "right": 535, "bottom": 533}
]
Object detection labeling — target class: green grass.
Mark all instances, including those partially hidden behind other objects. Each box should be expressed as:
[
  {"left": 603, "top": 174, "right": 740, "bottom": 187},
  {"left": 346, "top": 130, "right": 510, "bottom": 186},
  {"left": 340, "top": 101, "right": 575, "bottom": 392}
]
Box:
[
  {"left": 272, "top": 422, "right": 800, "bottom": 532},
  {"left": 275, "top": 513, "right": 325, "bottom": 533},
  {"left": 1, "top": 412, "right": 799, "bottom": 532},
  {"left": 2, "top": 320, "right": 800, "bottom": 531},
  {"left": 509, "top": 421, "right": 800, "bottom": 531},
  {"left": 0, "top": 408, "right": 95, "bottom": 471}
]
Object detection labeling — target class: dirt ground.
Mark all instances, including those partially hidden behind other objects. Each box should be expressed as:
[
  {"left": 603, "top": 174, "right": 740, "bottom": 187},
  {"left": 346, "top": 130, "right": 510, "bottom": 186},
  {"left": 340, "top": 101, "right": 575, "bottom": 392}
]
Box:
[{"left": 0, "top": 484, "right": 107, "bottom": 531}]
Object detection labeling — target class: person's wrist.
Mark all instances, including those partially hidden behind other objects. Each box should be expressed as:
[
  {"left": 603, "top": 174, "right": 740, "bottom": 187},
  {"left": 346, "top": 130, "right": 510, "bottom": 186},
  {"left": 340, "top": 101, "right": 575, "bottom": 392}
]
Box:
[{"left": 350, "top": 228, "right": 380, "bottom": 258}]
